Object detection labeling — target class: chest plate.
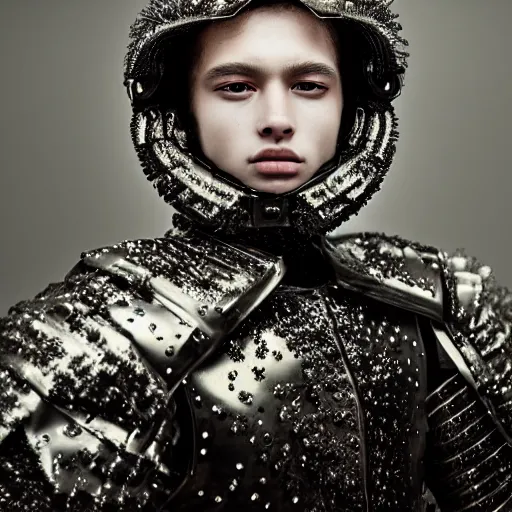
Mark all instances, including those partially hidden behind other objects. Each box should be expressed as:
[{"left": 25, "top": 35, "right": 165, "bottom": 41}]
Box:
[{"left": 173, "top": 284, "right": 430, "bottom": 511}]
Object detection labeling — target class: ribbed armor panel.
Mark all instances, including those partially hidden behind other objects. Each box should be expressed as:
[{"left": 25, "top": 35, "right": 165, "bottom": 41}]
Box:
[{"left": 426, "top": 374, "right": 512, "bottom": 511}]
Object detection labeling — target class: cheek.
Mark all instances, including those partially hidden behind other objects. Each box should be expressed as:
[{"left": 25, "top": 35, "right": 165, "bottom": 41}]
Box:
[
  {"left": 193, "top": 100, "right": 248, "bottom": 167},
  {"left": 323, "top": 98, "right": 343, "bottom": 144},
  {"left": 302, "top": 92, "right": 342, "bottom": 125},
  {"left": 298, "top": 104, "right": 341, "bottom": 165},
  {"left": 197, "top": 98, "right": 235, "bottom": 131},
  {"left": 307, "top": 105, "right": 341, "bottom": 143},
  {"left": 199, "top": 107, "right": 247, "bottom": 152},
  {"left": 194, "top": 102, "right": 225, "bottom": 148}
]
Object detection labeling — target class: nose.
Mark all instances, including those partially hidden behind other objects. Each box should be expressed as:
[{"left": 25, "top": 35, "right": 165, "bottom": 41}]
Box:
[
  {"left": 256, "top": 89, "right": 295, "bottom": 141},
  {"left": 259, "top": 121, "right": 294, "bottom": 141}
]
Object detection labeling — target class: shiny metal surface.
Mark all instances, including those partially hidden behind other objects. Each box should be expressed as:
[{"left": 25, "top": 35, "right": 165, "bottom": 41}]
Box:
[
  {"left": 426, "top": 374, "right": 512, "bottom": 511},
  {"left": 0, "top": 228, "right": 284, "bottom": 510},
  {"left": 2, "top": 225, "right": 512, "bottom": 509},
  {"left": 324, "top": 232, "right": 444, "bottom": 321},
  {"left": 172, "top": 282, "right": 429, "bottom": 510}
]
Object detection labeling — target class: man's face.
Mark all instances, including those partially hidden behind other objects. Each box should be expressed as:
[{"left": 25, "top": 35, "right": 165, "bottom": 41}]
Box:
[{"left": 189, "top": 5, "right": 343, "bottom": 195}]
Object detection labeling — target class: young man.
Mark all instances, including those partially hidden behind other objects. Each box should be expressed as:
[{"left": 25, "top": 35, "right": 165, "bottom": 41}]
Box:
[{"left": 1, "top": 0, "right": 511, "bottom": 511}]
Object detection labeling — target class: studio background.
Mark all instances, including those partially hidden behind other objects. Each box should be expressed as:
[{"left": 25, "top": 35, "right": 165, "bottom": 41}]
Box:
[{"left": 0, "top": 0, "right": 511, "bottom": 315}]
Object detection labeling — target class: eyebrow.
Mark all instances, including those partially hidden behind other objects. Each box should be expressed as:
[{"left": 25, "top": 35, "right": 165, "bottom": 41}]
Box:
[{"left": 203, "top": 60, "right": 339, "bottom": 82}]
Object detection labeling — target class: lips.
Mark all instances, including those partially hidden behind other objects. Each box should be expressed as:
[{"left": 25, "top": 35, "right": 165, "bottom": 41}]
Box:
[
  {"left": 250, "top": 148, "right": 303, "bottom": 176},
  {"left": 254, "top": 161, "right": 301, "bottom": 175},
  {"left": 250, "top": 147, "right": 303, "bottom": 164}
]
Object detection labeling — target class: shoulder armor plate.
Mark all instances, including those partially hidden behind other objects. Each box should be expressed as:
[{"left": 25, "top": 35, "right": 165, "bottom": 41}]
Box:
[
  {"left": 78, "top": 230, "right": 285, "bottom": 392},
  {"left": 0, "top": 229, "right": 284, "bottom": 507},
  {"left": 323, "top": 232, "right": 444, "bottom": 321}
]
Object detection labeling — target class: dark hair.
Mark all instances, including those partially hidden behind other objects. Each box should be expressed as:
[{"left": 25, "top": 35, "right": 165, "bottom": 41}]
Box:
[{"left": 141, "top": 0, "right": 403, "bottom": 151}]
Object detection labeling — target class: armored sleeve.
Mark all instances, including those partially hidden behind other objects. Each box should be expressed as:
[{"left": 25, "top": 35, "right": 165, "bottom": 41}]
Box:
[
  {"left": 425, "top": 251, "right": 512, "bottom": 511},
  {"left": 0, "top": 233, "right": 283, "bottom": 511}
]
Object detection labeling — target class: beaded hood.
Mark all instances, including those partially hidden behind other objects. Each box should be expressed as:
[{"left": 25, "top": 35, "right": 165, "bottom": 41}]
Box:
[{"left": 124, "top": 0, "right": 409, "bottom": 236}]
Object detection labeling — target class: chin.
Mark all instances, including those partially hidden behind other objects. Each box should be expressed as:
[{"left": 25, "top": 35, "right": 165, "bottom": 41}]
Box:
[{"left": 251, "top": 178, "right": 306, "bottom": 195}]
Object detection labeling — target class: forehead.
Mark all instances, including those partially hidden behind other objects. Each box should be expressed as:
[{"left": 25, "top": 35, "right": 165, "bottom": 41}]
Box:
[{"left": 193, "top": 6, "right": 338, "bottom": 74}]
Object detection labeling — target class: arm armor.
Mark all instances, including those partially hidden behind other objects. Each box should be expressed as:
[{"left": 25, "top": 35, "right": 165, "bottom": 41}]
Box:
[
  {"left": 323, "top": 233, "right": 512, "bottom": 511},
  {"left": 426, "top": 373, "right": 512, "bottom": 511},
  {"left": 0, "top": 230, "right": 283, "bottom": 510},
  {"left": 426, "top": 251, "right": 512, "bottom": 510}
]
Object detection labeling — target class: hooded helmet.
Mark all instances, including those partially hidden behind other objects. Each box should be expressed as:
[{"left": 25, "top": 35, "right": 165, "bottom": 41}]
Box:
[{"left": 124, "top": 0, "right": 408, "bottom": 236}]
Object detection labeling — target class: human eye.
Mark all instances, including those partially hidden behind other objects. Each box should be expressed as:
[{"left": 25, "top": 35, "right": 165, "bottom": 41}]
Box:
[
  {"left": 293, "top": 82, "right": 327, "bottom": 93},
  {"left": 217, "top": 82, "right": 254, "bottom": 95}
]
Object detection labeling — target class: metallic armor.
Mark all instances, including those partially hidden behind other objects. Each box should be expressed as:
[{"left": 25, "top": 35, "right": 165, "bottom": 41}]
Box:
[{"left": 1, "top": 0, "right": 512, "bottom": 510}]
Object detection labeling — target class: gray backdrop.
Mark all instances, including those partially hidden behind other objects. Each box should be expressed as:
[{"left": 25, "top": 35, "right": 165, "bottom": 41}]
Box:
[{"left": 1, "top": 0, "right": 511, "bottom": 315}]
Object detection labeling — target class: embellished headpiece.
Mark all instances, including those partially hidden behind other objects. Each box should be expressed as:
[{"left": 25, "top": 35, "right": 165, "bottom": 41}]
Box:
[{"left": 124, "top": 0, "right": 408, "bottom": 236}]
